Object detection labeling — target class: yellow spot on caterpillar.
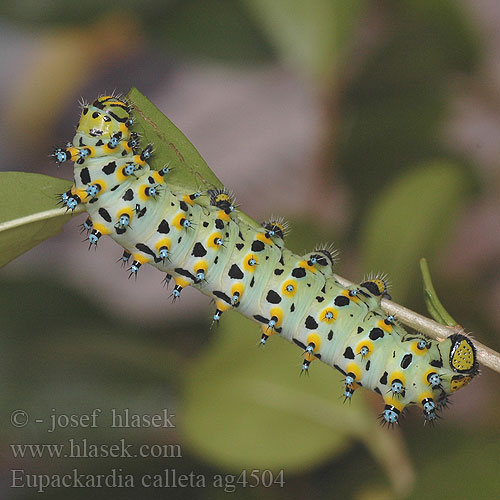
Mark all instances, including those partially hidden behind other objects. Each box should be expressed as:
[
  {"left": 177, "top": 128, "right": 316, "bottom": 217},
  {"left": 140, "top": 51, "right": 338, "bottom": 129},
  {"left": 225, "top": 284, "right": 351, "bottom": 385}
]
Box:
[
  {"left": 172, "top": 213, "right": 186, "bottom": 230},
  {"left": 117, "top": 164, "right": 133, "bottom": 182},
  {"left": 116, "top": 206, "right": 133, "bottom": 219},
  {"left": 320, "top": 307, "right": 337, "bottom": 323},
  {"left": 269, "top": 307, "right": 283, "bottom": 326},
  {"left": 378, "top": 319, "right": 392, "bottom": 333},
  {"left": 423, "top": 369, "right": 436, "bottom": 387},
  {"left": 154, "top": 238, "right": 171, "bottom": 251},
  {"left": 91, "top": 222, "right": 110, "bottom": 235},
  {"left": 383, "top": 394, "right": 405, "bottom": 411},
  {"left": 389, "top": 371, "right": 406, "bottom": 388},
  {"left": 306, "top": 333, "right": 321, "bottom": 352},
  {"left": 182, "top": 194, "right": 194, "bottom": 206},
  {"left": 93, "top": 179, "right": 107, "bottom": 192},
  {"left": 217, "top": 210, "right": 231, "bottom": 222},
  {"left": 255, "top": 232, "right": 272, "bottom": 245},
  {"left": 298, "top": 259, "right": 316, "bottom": 273},
  {"left": 133, "top": 153, "right": 146, "bottom": 166},
  {"left": 131, "top": 253, "right": 150, "bottom": 265},
  {"left": 174, "top": 276, "right": 190, "bottom": 289},
  {"left": 72, "top": 187, "right": 87, "bottom": 200},
  {"left": 341, "top": 289, "right": 359, "bottom": 304},
  {"left": 411, "top": 341, "right": 427, "bottom": 356},
  {"left": 153, "top": 171, "right": 166, "bottom": 184},
  {"left": 356, "top": 340, "right": 374, "bottom": 358},
  {"left": 103, "top": 143, "right": 117, "bottom": 155},
  {"left": 216, "top": 193, "right": 230, "bottom": 203},
  {"left": 345, "top": 362, "right": 361, "bottom": 383},
  {"left": 137, "top": 184, "right": 151, "bottom": 201},
  {"left": 418, "top": 392, "right": 434, "bottom": 406},
  {"left": 216, "top": 300, "right": 231, "bottom": 312},
  {"left": 207, "top": 232, "right": 223, "bottom": 251},
  {"left": 194, "top": 260, "right": 208, "bottom": 274},
  {"left": 243, "top": 254, "right": 258, "bottom": 272},
  {"left": 281, "top": 279, "right": 297, "bottom": 298},
  {"left": 231, "top": 283, "right": 244, "bottom": 302},
  {"left": 120, "top": 123, "right": 130, "bottom": 136},
  {"left": 450, "top": 375, "right": 472, "bottom": 392}
]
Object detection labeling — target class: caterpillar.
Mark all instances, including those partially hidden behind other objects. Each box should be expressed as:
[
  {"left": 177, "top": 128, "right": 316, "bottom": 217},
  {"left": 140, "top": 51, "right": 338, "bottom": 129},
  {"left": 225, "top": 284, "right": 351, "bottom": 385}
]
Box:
[{"left": 53, "top": 94, "right": 479, "bottom": 426}]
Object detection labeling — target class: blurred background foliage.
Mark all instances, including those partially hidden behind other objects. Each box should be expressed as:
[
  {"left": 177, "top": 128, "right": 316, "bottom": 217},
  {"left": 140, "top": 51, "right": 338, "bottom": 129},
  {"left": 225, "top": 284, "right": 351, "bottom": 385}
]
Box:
[{"left": 1, "top": 0, "right": 500, "bottom": 498}]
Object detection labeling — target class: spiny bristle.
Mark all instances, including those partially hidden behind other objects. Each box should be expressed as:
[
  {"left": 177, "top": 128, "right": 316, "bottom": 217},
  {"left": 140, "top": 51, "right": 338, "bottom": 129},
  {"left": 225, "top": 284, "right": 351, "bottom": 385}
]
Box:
[
  {"left": 264, "top": 215, "right": 290, "bottom": 235},
  {"left": 207, "top": 187, "right": 238, "bottom": 211},
  {"left": 314, "top": 242, "right": 340, "bottom": 263},
  {"left": 78, "top": 96, "right": 89, "bottom": 109},
  {"left": 364, "top": 271, "right": 392, "bottom": 290}
]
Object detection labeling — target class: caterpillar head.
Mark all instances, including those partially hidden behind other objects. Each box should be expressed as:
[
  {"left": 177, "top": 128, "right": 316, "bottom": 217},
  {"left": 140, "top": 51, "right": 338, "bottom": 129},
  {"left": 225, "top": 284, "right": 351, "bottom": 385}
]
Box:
[
  {"left": 77, "top": 96, "right": 132, "bottom": 143},
  {"left": 447, "top": 334, "right": 479, "bottom": 377}
]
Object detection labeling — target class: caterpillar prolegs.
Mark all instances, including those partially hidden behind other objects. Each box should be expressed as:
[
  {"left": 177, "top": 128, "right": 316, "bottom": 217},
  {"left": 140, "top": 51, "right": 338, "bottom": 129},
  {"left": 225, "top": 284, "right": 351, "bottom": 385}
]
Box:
[{"left": 53, "top": 95, "right": 479, "bottom": 426}]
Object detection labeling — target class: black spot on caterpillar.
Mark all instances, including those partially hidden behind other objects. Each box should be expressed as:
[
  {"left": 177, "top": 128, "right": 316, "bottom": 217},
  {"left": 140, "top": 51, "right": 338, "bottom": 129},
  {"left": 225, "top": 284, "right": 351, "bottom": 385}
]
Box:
[{"left": 53, "top": 94, "right": 479, "bottom": 427}]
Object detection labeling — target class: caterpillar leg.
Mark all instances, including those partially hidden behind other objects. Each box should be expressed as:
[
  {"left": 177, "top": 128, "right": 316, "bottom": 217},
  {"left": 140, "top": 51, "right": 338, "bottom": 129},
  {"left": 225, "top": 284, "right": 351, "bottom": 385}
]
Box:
[
  {"left": 171, "top": 277, "right": 190, "bottom": 302},
  {"left": 299, "top": 333, "right": 322, "bottom": 375},
  {"left": 161, "top": 273, "right": 173, "bottom": 289},
  {"left": 86, "top": 223, "right": 109, "bottom": 249},
  {"left": 79, "top": 217, "right": 93, "bottom": 235},
  {"left": 128, "top": 260, "right": 142, "bottom": 279},
  {"left": 210, "top": 308, "right": 226, "bottom": 330},
  {"left": 301, "top": 357, "right": 315, "bottom": 376},
  {"left": 380, "top": 405, "right": 402, "bottom": 427},
  {"left": 421, "top": 397, "right": 438, "bottom": 425},
  {"left": 57, "top": 188, "right": 81, "bottom": 212},
  {"left": 343, "top": 384, "right": 356, "bottom": 403},
  {"left": 117, "top": 250, "right": 132, "bottom": 267},
  {"left": 211, "top": 301, "right": 231, "bottom": 328},
  {"left": 259, "top": 317, "right": 280, "bottom": 347}
]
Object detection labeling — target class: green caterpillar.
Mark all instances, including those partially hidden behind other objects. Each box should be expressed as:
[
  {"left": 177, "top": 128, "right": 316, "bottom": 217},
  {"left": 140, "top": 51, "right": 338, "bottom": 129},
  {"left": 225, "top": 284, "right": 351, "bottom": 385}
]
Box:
[{"left": 53, "top": 94, "right": 479, "bottom": 426}]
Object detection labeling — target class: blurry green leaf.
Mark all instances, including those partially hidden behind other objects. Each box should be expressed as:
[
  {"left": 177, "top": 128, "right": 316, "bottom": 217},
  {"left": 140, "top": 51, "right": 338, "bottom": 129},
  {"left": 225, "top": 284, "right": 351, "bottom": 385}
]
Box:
[
  {"left": 243, "top": 0, "right": 366, "bottom": 82},
  {"left": 151, "top": 0, "right": 273, "bottom": 63},
  {"left": 337, "top": 0, "right": 479, "bottom": 205},
  {"left": 359, "top": 161, "right": 472, "bottom": 302},
  {"left": 181, "top": 312, "right": 404, "bottom": 474},
  {"left": 400, "top": 0, "right": 480, "bottom": 72},
  {"left": 419, "top": 257, "right": 457, "bottom": 326},
  {"left": 407, "top": 430, "right": 500, "bottom": 500},
  {"left": 0, "top": 172, "right": 80, "bottom": 268},
  {"left": 0, "top": 0, "right": 273, "bottom": 63}
]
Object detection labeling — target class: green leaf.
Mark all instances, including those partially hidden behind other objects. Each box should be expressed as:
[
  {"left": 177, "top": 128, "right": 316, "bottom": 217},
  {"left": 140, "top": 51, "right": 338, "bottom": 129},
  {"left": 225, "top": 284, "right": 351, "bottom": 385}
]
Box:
[
  {"left": 127, "top": 87, "right": 223, "bottom": 191},
  {"left": 181, "top": 311, "right": 394, "bottom": 472},
  {"left": 359, "top": 161, "right": 472, "bottom": 303},
  {"left": 0, "top": 172, "right": 81, "bottom": 268},
  {"left": 243, "top": 0, "right": 366, "bottom": 82},
  {"left": 419, "top": 257, "right": 457, "bottom": 326}
]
